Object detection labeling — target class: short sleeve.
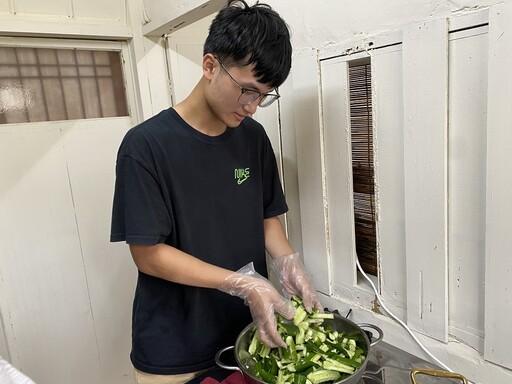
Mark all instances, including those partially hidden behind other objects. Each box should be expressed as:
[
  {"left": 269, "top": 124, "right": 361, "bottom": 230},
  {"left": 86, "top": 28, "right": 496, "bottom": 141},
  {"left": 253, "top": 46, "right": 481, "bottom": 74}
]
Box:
[{"left": 110, "top": 153, "right": 173, "bottom": 245}]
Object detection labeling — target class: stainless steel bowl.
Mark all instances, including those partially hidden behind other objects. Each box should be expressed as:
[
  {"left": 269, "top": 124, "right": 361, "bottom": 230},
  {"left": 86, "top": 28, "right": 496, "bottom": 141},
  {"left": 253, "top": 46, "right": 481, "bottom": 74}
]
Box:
[{"left": 216, "top": 314, "right": 383, "bottom": 384}]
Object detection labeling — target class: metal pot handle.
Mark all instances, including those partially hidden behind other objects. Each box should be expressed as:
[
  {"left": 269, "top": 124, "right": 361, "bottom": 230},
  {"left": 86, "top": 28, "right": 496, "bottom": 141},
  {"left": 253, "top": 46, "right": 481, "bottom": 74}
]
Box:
[
  {"left": 215, "top": 345, "right": 242, "bottom": 372},
  {"left": 357, "top": 323, "right": 384, "bottom": 347},
  {"left": 410, "top": 368, "right": 468, "bottom": 384}
]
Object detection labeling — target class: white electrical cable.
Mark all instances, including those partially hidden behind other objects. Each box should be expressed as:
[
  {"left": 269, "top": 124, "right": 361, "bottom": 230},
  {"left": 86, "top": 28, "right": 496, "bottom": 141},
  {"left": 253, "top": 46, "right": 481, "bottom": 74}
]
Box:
[{"left": 355, "top": 257, "right": 453, "bottom": 372}]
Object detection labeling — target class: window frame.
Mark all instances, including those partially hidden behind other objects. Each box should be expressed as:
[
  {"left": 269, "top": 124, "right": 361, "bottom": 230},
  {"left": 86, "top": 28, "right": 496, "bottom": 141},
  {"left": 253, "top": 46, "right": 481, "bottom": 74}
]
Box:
[
  {"left": 292, "top": 7, "right": 496, "bottom": 353},
  {"left": 0, "top": 36, "right": 140, "bottom": 127},
  {"left": 312, "top": 19, "right": 451, "bottom": 342}
]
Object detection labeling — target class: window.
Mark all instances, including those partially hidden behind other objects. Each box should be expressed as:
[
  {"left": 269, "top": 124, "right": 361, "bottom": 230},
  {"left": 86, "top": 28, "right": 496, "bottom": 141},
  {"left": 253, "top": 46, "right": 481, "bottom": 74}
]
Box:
[
  {"left": 0, "top": 47, "right": 128, "bottom": 124},
  {"left": 297, "top": 11, "right": 512, "bottom": 379},
  {"left": 348, "top": 58, "right": 377, "bottom": 276}
]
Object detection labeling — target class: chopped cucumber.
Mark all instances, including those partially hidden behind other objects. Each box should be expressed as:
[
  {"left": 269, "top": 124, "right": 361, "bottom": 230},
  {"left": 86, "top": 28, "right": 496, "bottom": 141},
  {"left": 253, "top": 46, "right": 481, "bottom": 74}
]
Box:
[
  {"left": 248, "top": 296, "right": 366, "bottom": 384},
  {"left": 307, "top": 369, "right": 341, "bottom": 384}
]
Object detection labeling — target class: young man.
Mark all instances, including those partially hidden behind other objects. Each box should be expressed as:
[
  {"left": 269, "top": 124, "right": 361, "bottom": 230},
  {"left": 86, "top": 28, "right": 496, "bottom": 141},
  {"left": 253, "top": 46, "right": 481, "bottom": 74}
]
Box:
[{"left": 110, "top": 1, "right": 322, "bottom": 383}]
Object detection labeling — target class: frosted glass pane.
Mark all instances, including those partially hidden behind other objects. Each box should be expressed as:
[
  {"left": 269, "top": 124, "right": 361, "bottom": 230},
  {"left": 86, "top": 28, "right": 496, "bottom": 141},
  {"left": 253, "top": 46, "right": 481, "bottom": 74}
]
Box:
[{"left": 0, "top": 47, "right": 128, "bottom": 124}]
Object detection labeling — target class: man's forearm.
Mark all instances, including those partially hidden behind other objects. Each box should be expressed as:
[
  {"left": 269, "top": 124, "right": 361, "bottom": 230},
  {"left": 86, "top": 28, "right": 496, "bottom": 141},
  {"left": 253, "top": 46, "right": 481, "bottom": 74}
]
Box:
[
  {"left": 129, "top": 243, "right": 232, "bottom": 289},
  {"left": 263, "top": 216, "right": 294, "bottom": 258}
]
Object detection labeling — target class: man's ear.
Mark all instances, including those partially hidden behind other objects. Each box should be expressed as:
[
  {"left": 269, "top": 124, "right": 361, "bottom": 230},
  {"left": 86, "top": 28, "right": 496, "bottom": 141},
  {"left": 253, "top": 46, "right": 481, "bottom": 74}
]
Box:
[{"left": 203, "top": 54, "right": 216, "bottom": 80}]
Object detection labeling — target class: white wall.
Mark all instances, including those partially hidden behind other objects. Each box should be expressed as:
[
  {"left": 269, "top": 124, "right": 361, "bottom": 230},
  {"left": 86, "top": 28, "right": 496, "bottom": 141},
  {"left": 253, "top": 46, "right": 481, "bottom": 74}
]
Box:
[{"left": 269, "top": 0, "right": 503, "bottom": 53}]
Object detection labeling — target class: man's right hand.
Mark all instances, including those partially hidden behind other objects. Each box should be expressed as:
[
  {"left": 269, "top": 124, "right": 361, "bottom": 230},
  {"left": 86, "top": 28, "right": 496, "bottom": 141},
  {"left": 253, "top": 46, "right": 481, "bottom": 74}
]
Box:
[{"left": 219, "top": 265, "right": 296, "bottom": 348}]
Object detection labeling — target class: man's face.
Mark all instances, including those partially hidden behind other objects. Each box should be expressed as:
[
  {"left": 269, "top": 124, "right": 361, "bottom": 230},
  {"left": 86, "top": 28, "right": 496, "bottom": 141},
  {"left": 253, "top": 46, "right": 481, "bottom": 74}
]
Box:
[{"left": 205, "top": 56, "right": 274, "bottom": 128}]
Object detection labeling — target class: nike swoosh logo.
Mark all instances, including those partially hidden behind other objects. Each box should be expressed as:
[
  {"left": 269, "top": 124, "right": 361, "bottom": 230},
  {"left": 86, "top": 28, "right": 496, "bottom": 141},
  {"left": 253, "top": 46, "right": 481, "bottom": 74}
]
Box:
[{"left": 237, "top": 176, "right": 249, "bottom": 185}]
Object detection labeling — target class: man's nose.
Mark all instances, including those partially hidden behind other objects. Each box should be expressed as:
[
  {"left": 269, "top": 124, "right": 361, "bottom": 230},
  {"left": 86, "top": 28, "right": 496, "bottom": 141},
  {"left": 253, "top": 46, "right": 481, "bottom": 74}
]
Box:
[{"left": 243, "top": 100, "right": 259, "bottom": 115}]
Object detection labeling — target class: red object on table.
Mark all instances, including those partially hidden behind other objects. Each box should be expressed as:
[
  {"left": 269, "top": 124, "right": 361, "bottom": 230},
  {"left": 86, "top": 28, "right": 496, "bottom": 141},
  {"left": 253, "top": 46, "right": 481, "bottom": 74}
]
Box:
[{"left": 200, "top": 371, "right": 246, "bottom": 384}]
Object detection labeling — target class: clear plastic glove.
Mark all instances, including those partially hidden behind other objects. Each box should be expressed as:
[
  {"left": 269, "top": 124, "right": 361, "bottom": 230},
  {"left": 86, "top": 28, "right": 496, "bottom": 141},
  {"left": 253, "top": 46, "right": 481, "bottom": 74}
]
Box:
[
  {"left": 219, "top": 263, "right": 296, "bottom": 348},
  {"left": 268, "top": 252, "right": 323, "bottom": 313}
]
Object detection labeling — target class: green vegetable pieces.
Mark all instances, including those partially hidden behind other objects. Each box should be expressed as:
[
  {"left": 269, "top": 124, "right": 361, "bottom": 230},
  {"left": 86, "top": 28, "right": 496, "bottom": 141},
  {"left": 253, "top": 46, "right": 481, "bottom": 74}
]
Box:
[{"left": 246, "top": 297, "right": 366, "bottom": 384}]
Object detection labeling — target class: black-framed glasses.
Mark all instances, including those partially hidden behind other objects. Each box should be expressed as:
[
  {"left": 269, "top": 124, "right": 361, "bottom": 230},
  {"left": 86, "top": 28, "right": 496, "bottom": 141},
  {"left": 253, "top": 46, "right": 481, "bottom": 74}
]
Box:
[{"left": 215, "top": 57, "right": 280, "bottom": 108}]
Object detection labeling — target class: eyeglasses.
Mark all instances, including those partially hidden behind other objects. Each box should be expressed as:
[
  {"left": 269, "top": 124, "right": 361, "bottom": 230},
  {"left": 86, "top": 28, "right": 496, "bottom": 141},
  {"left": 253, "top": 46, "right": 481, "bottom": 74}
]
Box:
[{"left": 215, "top": 57, "right": 280, "bottom": 108}]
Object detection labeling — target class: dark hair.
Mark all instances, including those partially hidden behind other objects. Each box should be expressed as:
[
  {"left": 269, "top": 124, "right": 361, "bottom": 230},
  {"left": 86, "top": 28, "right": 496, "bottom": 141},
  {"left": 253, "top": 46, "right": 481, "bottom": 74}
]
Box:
[{"left": 203, "top": 0, "right": 292, "bottom": 88}]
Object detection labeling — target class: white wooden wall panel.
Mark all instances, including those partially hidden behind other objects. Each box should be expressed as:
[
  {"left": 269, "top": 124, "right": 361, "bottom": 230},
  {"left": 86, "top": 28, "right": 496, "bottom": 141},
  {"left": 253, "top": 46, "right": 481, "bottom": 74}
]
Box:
[
  {"left": 167, "top": 37, "right": 204, "bottom": 105},
  {"left": 0, "top": 1, "right": 10, "bottom": 14},
  {"left": 447, "top": 26, "right": 488, "bottom": 350},
  {"left": 371, "top": 45, "right": 407, "bottom": 310},
  {"left": 165, "top": 15, "right": 215, "bottom": 107},
  {"left": 2, "top": 0, "right": 126, "bottom": 20},
  {"left": 0, "top": 0, "right": 129, "bottom": 38},
  {"left": 255, "top": 101, "right": 294, "bottom": 278},
  {"left": 319, "top": 57, "right": 357, "bottom": 288},
  {"left": 0, "top": 36, "right": 138, "bottom": 383},
  {"left": 307, "top": 10, "right": 512, "bottom": 380},
  {"left": 73, "top": 0, "right": 125, "bottom": 21},
  {"left": 13, "top": 0, "right": 72, "bottom": 17},
  {"left": 255, "top": 106, "right": 280, "bottom": 175},
  {"left": 253, "top": 106, "right": 285, "bottom": 225},
  {"left": 0, "top": 119, "right": 137, "bottom": 384},
  {"left": 402, "top": 18, "right": 448, "bottom": 342},
  {"left": 484, "top": 2, "right": 512, "bottom": 369},
  {"left": 278, "top": 76, "right": 304, "bottom": 256},
  {"left": 292, "top": 51, "right": 330, "bottom": 295},
  {"left": 62, "top": 119, "right": 136, "bottom": 383},
  {"left": 0, "top": 126, "right": 102, "bottom": 383}
]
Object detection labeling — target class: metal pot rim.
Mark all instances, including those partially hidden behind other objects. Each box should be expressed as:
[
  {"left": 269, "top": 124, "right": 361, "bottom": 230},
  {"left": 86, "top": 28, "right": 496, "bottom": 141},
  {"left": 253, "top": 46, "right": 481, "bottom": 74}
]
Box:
[{"left": 217, "top": 314, "right": 384, "bottom": 384}]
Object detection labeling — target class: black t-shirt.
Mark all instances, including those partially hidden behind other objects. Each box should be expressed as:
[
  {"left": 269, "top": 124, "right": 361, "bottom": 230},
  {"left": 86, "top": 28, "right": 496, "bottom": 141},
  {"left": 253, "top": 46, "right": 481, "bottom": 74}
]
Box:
[{"left": 110, "top": 108, "right": 288, "bottom": 374}]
